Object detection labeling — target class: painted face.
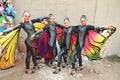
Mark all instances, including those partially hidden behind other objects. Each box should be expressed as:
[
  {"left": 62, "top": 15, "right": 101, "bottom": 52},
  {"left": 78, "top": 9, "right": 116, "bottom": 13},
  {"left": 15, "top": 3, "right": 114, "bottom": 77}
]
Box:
[
  {"left": 23, "top": 12, "right": 30, "bottom": 22},
  {"left": 64, "top": 20, "right": 70, "bottom": 28},
  {"left": 81, "top": 20, "right": 87, "bottom": 26},
  {"left": 49, "top": 16, "right": 55, "bottom": 24}
]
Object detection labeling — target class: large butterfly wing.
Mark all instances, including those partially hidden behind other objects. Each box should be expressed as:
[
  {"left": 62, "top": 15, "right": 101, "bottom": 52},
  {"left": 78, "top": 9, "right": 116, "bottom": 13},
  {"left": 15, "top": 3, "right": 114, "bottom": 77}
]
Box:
[
  {"left": 33, "top": 23, "right": 64, "bottom": 59},
  {"left": 33, "top": 20, "right": 53, "bottom": 59},
  {"left": 33, "top": 22, "right": 45, "bottom": 32},
  {"left": 68, "top": 33, "right": 76, "bottom": 57},
  {"left": 56, "top": 25, "right": 63, "bottom": 40},
  {"left": 84, "top": 27, "right": 116, "bottom": 60},
  {"left": 0, "top": 29, "right": 20, "bottom": 69},
  {"left": 33, "top": 30, "right": 52, "bottom": 59},
  {"left": 67, "top": 33, "right": 76, "bottom": 63}
]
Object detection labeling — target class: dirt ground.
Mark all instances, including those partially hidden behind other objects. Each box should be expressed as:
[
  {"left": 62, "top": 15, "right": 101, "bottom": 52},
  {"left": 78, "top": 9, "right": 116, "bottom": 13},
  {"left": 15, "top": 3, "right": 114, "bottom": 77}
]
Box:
[{"left": 0, "top": 55, "right": 120, "bottom": 80}]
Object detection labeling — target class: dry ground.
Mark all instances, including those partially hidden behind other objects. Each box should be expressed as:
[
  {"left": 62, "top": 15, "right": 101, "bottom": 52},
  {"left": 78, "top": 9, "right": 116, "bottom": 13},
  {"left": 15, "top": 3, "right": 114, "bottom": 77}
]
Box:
[{"left": 0, "top": 55, "right": 120, "bottom": 80}]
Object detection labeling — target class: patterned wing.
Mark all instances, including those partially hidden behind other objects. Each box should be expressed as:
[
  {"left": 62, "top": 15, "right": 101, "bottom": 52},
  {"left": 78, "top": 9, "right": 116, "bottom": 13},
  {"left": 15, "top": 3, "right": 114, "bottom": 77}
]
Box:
[
  {"left": 0, "top": 29, "right": 20, "bottom": 69},
  {"left": 33, "top": 20, "right": 53, "bottom": 59},
  {"left": 84, "top": 27, "right": 116, "bottom": 60},
  {"left": 33, "top": 19, "right": 47, "bottom": 32},
  {"left": 68, "top": 33, "right": 76, "bottom": 57},
  {"left": 33, "top": 23, "right": 64, "bottom": 59},
  {"left": 56, "top": 26, "right": 63, "bottom": 40}
]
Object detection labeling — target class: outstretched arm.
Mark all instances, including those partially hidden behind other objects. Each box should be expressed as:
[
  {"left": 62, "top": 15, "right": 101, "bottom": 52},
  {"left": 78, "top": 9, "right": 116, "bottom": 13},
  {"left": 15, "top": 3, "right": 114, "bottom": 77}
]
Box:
[
  {"left": 31, "top": 24, "right": 48, "bottom": 40},
  {"left": 34, "top": 28, "right": 44, "bottom": 35},
  {"left": 1, "top": 23, "right": 22, "bottom": 35},
  {"left": 31, "top": 16, "right": 48, "bottom": 24},
  {"left": 55, "top": 22, "right": 64, "bottom": 29},
  {"left": 95, "top": 25, "right": 115, "bottom": 30},
  {"left": 87, "top": 24, "right": 115, "bottom": 30},
  {"left": 30, "top": 28, "right": 44, "bottom": 40},
  {"left": 72, "top": 25, "right": 79, "bottom": 33}
]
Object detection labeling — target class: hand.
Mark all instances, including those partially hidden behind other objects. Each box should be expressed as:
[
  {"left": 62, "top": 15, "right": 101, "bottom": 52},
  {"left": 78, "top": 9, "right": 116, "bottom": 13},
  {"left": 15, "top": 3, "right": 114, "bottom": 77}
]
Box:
[
  {"left": 30, "top": 34, "right": 35, "bottom": 40},
  {"left": 105, "top": 25, "right": 115, "bottom": 29},
  {"left": 0, "top": 32, "right": 3, "bottom": 39},
  {"left": 108, "top": 25, "right": 115, "bottom": 29},
  {"left": 0, "top": 32, "right": 3, "bottom": 35},
  {"left": 42, "top": 19, "right": 47, "bottom": 24}
]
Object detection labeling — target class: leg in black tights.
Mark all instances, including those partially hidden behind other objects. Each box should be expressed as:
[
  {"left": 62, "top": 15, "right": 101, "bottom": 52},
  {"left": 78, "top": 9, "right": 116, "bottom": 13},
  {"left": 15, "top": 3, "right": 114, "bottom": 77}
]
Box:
[
  {"left": 53, "top": 47, "right": 67, "bottom": 74},
  {"left": 57, "top": 48, "right": 67, "bottom": 67},
  {"left": 25, "top": 41, "right": 38, "bottom": 73},
  {"left": 25, "top": 46, "right": 32, "bottom": 69},
  {"left": 48, "top": 44, "right": 57, "bottom": 67},
  {"left": 78, "top": 50, "right": 82, "bottom": 67},
  {"left": 70, "top": 44, "right": 83, "bottom": 75},
  {"left": 50, "top": 46, "right": 57, "bottom": 64}
]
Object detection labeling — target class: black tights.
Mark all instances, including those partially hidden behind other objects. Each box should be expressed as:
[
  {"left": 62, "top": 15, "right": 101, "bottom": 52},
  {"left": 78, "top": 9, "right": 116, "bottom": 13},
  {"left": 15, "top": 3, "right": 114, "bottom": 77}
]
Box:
[
  {"left": 71, "top": 44, "right": 82, "bottom": 69},
  {"left": 48, "top": 44, "right": 57, "bottom": 64},
  {"left": 57, "top": 47, "right": 68, "bottom": 67},
  {"left": 25, "top": 41, "right": 37, "bottom": 69}
]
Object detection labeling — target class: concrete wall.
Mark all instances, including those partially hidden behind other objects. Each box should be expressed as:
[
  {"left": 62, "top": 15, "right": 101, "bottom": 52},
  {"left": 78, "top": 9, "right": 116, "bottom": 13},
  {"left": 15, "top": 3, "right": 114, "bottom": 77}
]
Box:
[
  {"left": 12, "top": 0, "right": 120, "bottom": 56},
  {"left": 94, "top": 0, "right": 120, "bottom": 56}
]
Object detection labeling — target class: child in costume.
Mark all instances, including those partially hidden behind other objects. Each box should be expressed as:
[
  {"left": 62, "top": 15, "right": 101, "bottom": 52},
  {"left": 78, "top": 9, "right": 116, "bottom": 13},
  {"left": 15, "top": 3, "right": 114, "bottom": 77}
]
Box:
[
  {"left": 70, "top": 15, "right": 114, "bottom": 75},
  {"left": 0, "top": 11, "right": 47, "bottom": 73},
  {"left": 31, "top": 13, "right": 64, "bottom": 68},
  {"left": 53, "top": 17, "right": 77, "bottom": 74}
]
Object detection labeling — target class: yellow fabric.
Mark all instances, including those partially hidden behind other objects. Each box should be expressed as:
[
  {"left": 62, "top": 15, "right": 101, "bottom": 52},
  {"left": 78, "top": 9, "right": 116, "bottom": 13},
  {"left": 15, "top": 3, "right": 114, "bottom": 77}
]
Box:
[{"left": 0, "top": 29, "right": 19, "bottom": 69}]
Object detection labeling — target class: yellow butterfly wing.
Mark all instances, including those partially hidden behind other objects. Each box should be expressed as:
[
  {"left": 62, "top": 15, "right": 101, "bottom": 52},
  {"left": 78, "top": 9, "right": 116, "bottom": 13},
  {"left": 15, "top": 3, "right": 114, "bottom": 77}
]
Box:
[{"left": 0, "top": 29, "right": 20, "bottom": 69}]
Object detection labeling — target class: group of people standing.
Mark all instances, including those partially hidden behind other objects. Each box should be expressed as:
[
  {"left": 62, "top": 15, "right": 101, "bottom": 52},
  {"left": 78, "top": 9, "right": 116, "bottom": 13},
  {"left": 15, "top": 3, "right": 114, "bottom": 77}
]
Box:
[{"left": 0, "top": 11, "right": 114, "bottom": 75}]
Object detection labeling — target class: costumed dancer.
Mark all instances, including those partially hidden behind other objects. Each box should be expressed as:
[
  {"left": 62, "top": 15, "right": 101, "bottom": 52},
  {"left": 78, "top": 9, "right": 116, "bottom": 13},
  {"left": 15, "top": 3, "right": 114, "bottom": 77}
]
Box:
[
  {"left": 31, "top": 13, "right": 64, "bottom": 68},
  {"left": 70, "top": 15, "right": 114, "bottom": 75},
  {"left": 53, "top": 17, "right": 77, "bottom": 74},
  {"left": 0, "top": 11, "right": 47, "bottom": 73}
]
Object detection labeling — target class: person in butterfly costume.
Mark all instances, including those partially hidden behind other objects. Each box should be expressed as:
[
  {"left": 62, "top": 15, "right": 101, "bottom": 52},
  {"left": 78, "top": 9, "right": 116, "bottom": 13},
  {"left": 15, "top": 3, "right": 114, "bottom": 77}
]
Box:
[
  {"left": 70, "top": 15, "right": 115, "bottom": 75},
  {"left": 0, "top": 11, "right": 48, "bottom": 73},
  {"left": 31, "top": 13, "right": 65, "bottom": 68},
  {"left": 52, "top": 17, "right": 78, "bottom": 74}
]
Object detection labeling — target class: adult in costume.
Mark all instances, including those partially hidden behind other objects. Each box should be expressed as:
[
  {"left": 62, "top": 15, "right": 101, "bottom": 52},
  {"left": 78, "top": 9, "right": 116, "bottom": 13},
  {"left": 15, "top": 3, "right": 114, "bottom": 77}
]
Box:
[
  {"left": 0, "top": 11, "right": 47, "bottom": 73},
  {"left": 31, "top": 13, "right": 64, "bottom": 68},
  {"left": 70, "top": 15, "right": 115, "bottom": 75}
]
